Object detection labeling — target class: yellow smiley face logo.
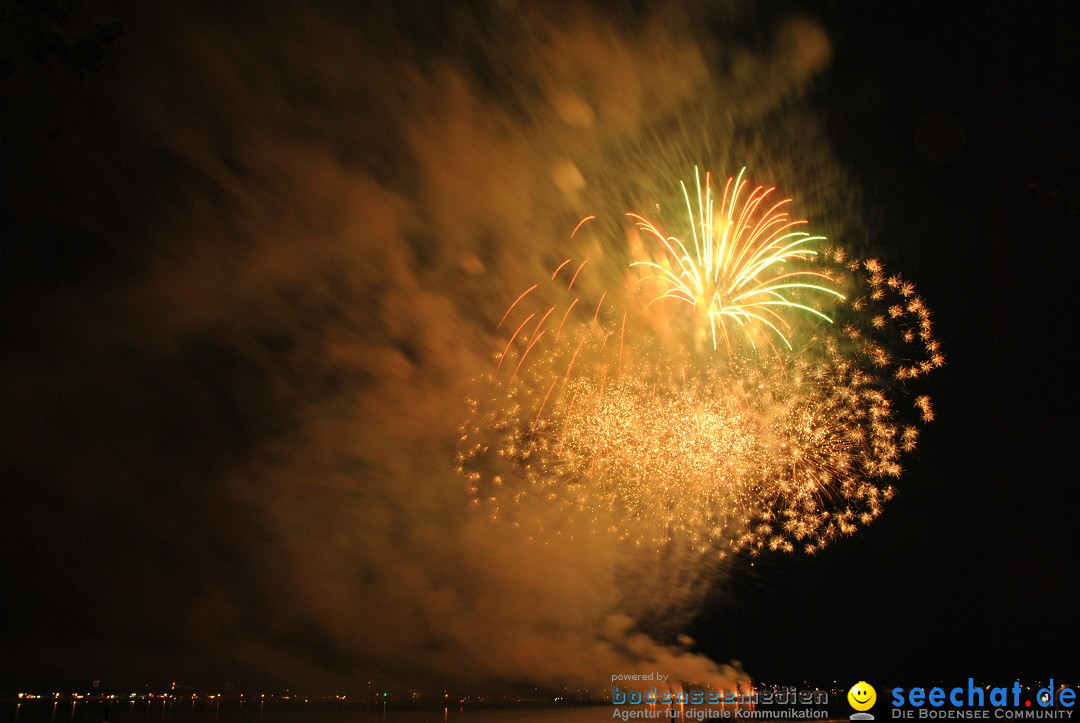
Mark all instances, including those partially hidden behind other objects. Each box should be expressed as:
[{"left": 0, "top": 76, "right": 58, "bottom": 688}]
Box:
[{"left": 848, "top": 681, "right": 877, "bottom": 711}]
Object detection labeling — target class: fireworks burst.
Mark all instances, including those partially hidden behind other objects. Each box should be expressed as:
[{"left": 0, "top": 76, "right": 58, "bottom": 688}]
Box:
[
  {"left": 630, "top": 168, "right": 845, "bottom": 354},
  {"left": 457, "top": 169, "right": 941, "bottom": 558}
]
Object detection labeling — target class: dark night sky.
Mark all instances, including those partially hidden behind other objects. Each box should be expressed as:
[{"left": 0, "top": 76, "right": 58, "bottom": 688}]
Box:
[
  {"left": 2, "top": 0, "right": 1077, "bottom": 694},
  {"left": 701, "top": 1, "right": 1079, "bottom": 684}
]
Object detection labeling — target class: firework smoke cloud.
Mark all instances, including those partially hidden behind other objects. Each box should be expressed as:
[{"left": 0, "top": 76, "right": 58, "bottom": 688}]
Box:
[{"left": 1, "top": 0, "right": 939, "bottom": 694}]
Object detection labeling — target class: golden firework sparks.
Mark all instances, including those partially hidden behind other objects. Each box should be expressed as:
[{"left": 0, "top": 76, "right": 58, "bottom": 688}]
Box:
[{"left": 459, "top": 168, "right": 943, "bottom": 558}]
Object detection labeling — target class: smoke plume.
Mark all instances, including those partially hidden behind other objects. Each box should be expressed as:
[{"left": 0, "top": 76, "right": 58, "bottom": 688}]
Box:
[{"left": 2, "top": 1, "right": 839, "bottom": 692}]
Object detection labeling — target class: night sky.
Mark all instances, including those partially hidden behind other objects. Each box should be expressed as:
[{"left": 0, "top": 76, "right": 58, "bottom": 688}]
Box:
[
  {"left": 698, "top": 0, "right": 1079, "bottom": 685},
  {"left": 2, "top": 0, "right": 1077, "bottom": 696}
]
